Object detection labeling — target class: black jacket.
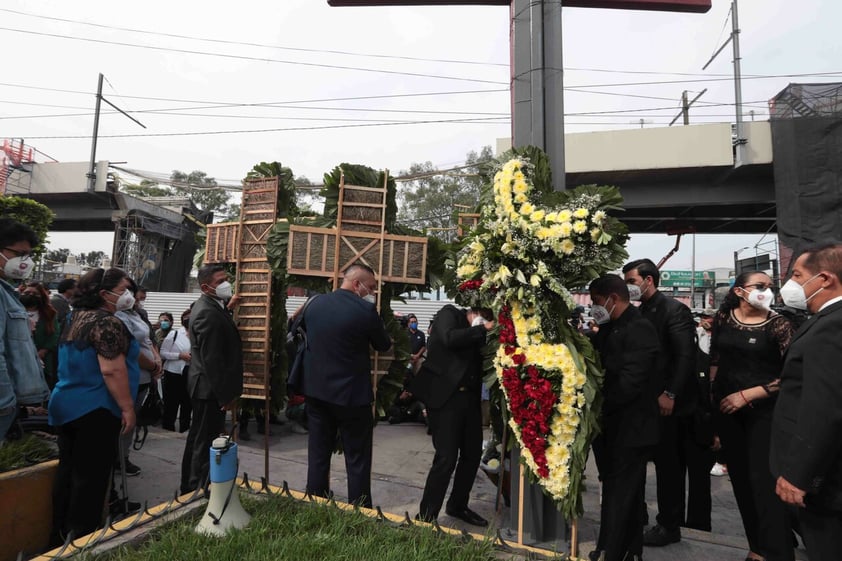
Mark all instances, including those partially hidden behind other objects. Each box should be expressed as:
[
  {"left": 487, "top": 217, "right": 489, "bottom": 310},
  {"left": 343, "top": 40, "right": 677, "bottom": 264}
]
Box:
[
  {"left": 593, "top": 305, "right": 661, "bottom": 449},
  {"left": 187, "top": 293, "right": 243, "bottom": 406},
  {"left": 410, "top": 305, "right": 486, "bottom": 409},
  {"left": 771, "top": 299, "right": 842, "bottom": 512},
  {"left": 639, "top": 290, "right": 698, "bottom": 416},
  {"left": 300, "top": 288, "right": 391, "bottom": 407}
]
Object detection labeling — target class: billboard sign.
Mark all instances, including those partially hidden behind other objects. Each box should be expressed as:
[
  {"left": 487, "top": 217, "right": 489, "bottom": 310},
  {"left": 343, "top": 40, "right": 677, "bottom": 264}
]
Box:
[{"left": 659, "top": 270, "right": 715, "bottom": 288}]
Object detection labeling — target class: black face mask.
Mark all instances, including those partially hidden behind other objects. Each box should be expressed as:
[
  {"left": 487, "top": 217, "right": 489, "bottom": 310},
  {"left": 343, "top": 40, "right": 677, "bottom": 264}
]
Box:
[
  {"left": 19, "top": 294, "right": 42, "bottom": 308},
  {"left": 182, "top": 318, "right": 190, "bottom": 329}
]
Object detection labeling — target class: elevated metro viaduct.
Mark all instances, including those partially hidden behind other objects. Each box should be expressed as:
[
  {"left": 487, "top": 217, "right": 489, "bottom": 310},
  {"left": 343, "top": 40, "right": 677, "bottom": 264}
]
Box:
[{"left": 7, "top": 161, "right": 202, "bottom": 292}]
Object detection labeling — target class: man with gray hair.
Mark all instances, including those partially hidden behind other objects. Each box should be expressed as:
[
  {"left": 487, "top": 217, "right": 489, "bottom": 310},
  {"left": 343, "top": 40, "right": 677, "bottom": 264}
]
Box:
[{"left": 772, "top": 242, "right": 842, "bottom": 561}]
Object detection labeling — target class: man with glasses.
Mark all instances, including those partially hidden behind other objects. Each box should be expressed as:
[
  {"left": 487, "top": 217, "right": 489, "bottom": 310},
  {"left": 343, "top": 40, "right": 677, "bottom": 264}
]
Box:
[
  {"left": 299, "top": 263, "right": 391, "bottom": 507},
  {"left": 0, "top": 218, "right": 46, "bottom": 442}
]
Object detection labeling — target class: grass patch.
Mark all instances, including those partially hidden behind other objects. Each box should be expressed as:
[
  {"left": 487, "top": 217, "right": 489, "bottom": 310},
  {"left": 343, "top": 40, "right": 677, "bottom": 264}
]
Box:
[
  {"left": 85, "top": 494, "right": 507, "bottom": 561},
  {"left": 0, "top": 433, "right": 57, "bottom": 472}
]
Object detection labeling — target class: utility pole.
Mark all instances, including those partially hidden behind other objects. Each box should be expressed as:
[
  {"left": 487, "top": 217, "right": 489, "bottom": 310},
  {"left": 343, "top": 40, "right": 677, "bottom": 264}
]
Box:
[
  {"left": 702, "top": 0, "right": 745, "bottom": 165},
  {"left": 87, "top": 73, "right": 146, "bottom": 193},
  {"left": 669, "top": 88, "right": 708, "bottom": 126}
]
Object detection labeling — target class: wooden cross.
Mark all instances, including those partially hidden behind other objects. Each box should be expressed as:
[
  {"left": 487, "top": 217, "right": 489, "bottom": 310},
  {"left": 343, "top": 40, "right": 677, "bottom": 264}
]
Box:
[
  {"left": 287, "top": 170, "right": 428, "bottom": 394},
  {"left": 205, "top": 177, "right": 279, "bottom": 401}
]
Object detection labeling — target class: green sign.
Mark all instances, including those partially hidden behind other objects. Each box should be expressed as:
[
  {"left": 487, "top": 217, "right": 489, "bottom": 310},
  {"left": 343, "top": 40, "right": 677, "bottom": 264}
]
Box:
[{"left": 659, "top": 270, "right": 715, "bottom": 288}]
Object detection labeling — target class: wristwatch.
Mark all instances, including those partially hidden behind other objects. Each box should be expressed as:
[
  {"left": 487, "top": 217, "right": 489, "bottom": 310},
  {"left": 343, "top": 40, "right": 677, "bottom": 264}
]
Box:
[{"left": 663, "top": 391, "right": 676, "bottom": 400}]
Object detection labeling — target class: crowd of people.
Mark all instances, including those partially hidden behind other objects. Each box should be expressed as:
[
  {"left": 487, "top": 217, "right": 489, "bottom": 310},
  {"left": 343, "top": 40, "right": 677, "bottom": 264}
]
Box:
[{"left": 3, "top": 211, "right": 841, "bottom": 561}]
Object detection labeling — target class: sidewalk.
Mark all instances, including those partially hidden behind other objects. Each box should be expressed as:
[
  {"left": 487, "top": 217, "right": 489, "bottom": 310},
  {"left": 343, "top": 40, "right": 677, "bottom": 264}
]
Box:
[{"left": 125, "top": 420, "right": 808, "bottom": 561}]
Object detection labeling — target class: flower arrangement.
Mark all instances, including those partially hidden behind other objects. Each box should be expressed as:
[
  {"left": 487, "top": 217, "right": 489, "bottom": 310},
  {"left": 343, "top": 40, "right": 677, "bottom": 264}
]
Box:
[{"left": 455, "top": 153, "right": 628, "bottom": 519}]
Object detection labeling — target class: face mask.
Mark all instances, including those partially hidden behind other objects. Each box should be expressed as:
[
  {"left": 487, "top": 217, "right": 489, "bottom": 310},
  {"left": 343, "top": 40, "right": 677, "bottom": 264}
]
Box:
[
  {"left": 160, "top": 321, "right": 171, "bottom": 330},
  {"left": 137, "top": 300, "right": 145, "bottom": 309},
  {"left": 109, "top": 290, "right": 136, "bottom": 311},
  {"left": 214, "top": 281, "right": 233, "bottom": 301},
  {"left": 27, "top": 310, "right": 39, "bottom": 328},
  {"left": 357, "top": 282, "right": 376, "bottom": 304},
  {"left": 471, "top": 315, "right": 485, "bottom": 327},
  {"left": 591, "top": 298, "right": 614, "bottom": 325},
  {"left": 627, "top": 284, "right": 642, "bottom": 302},
  {"left": 409, "top": 321, "right": 418, "bottom": 330},
  {"left": 1, "top": 252, "right": 35, "bottom": 280},
  {"left": 780, "top": 274, "right": 823, "bottom": 310},
  {"left": 744, "top": 287, "right": 774, "bottom": 311}
]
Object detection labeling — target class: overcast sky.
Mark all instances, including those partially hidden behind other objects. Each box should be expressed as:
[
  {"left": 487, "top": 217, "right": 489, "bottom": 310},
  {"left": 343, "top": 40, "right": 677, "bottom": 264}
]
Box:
[{"left": 3, "top": 0, "right": 840, "bottom": 272}]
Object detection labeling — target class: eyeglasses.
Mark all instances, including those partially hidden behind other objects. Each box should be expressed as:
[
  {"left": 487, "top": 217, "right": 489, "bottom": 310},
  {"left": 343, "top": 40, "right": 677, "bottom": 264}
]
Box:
[
  {"left": 3, "top": 247, "right": 31, "bottom": 259},
  {"left": 742, "top": 283, "right": 774, "bottom": 290}
]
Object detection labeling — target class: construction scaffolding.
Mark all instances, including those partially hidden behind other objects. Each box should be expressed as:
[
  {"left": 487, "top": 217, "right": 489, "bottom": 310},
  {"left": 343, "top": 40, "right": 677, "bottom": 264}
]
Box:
[
  {"left": 0, "top": 139, "right": 35, "bottom": 196},
  {"left": 769, "top": 82, "right": 842, "bottom": 120},
  {"left": 112, "top": 213, "right": 193, "bottom": 291}
]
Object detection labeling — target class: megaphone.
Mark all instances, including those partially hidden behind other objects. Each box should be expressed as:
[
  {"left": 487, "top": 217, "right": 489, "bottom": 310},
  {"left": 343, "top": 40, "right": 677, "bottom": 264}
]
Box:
[{"left": 195, "top": 435, "right": 251, "bottom": 536}]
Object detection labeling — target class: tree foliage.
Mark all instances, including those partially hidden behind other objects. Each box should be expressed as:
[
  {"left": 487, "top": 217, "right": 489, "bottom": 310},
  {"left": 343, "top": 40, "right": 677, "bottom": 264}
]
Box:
[
  {"left": 122, "top": 179, "right": 173, "bottom": 198},
  {"left": 397, "top": 146, "right": 495, "bottom": 243},
  {"left": 171, "top": 170, "right": 233, "bottom": 221},
  {"left": 0, "top": 196, "right": 54, "bottom": 254}
]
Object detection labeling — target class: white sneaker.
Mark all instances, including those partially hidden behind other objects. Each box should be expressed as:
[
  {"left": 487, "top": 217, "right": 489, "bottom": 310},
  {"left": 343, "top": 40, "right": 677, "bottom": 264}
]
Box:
[{"left": 710, "top": 462, "right": 728, "bottom": 477}]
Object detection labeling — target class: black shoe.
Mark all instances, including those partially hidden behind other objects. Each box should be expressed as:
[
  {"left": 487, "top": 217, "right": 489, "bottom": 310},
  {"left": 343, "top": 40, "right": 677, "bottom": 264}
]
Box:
[
  {"left": 161, "top": 423, "right": 176, "bottom": 432},
  {"left": 445, "top": 506, "right": 488, "bottom": 527},
  {"left": 587, "top": 551, "right": 603, "bottom": 561},
  {"left": 115, "top": 458, "right": 141, "bottom": 476},
  {"left": 415, "top": 512, "right": 437, "bottom": 523},
  {"left": 643, "top": 524, "right": 680, "bottom": 546}
]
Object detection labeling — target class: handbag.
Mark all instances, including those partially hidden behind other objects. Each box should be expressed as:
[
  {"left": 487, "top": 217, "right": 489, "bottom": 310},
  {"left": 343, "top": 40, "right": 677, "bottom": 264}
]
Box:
[
  {"left": 136, "top": 386, "right": 163, "bottom": 427},
  {"left": 286, "top": 295, "right": 320, "bottom": 393}
]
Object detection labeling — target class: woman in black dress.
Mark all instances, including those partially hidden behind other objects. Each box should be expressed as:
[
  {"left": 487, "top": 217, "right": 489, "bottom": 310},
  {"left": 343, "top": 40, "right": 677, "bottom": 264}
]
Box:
[{"left": 711, "top": 270, "right": 794, "bottom": 561}]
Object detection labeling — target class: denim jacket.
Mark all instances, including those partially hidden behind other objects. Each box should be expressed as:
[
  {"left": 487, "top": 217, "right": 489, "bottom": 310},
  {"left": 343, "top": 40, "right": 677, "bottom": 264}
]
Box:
[{"left": 0, "top": 278, "right": 48, "bottom": 406}]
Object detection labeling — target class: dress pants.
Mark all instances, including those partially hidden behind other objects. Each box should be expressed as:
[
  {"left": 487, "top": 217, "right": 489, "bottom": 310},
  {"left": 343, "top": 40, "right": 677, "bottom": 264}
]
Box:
[
  {"left": 798, "top": 506, "right": 842, "bottom": 561},
  {"left": 162, "top": 371, "right": 191, "bottom": 431},
  {"left": 305, "top": 397, "right": 374, "bottom": 508},
  {"left": 51, "top": 408, "right": 121, "bottom": 543},
  {"left": 683, "top": 423, "right": 714, "bottom": 531},
  {"left": 419, "top": 389, "right": 482, "bottom": 519},
  {"left": 180, "top": 398, "right": 225, "bottom": 494},
  {"left": 716, "top": 404, "right": 793, "bottom": 561},
  {"left": 594, "top": 438, "right": 651, "bottom": 561}
]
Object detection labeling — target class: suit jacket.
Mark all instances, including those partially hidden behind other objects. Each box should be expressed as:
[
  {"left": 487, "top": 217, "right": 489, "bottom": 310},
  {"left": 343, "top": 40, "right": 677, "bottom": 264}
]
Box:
[
  {"left": 187, "top": 293, "right": 243, "bottom": 406},
  {"left": 593, "top": 305, "right": 661, "bottom": 449},
  {"left": 771, "top": 299, "right": 842, "bottom": 512},
  {"left": 300, "top": 288, "right": 391, "bottom": 407},
  {"left": 411, "top": 304, "right": 487, "bottom": 410},
  {"left": 639, "top": 290, "right": 698, "bottom": 416}
]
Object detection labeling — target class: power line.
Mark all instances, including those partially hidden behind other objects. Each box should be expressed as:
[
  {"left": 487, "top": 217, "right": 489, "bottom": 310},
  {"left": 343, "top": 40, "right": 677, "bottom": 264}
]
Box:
[{"left": 0, "top": 26, "right": 508, "bottom": 86}]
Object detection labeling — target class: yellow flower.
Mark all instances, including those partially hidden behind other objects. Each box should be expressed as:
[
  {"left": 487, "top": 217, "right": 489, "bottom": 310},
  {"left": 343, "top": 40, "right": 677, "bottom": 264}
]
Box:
[
  {"left": 530, "top": 209, "right": 546, "bottom": 222},
  {"left": 535, "top": 227, "right": 552, "bottom": 241},
  {"left": 573, "top": 208, "right": 589, "bottom": 219},
  {"left": 520, "top": 202, "right": 535, "bottom": 216},
  {"left": 497, "top": 264, "right": 512, "bottom": 284},
  {"left": 560, "top": 239, "right": 575, "bottom": 254},
  {"left": 514, "top": 193, "right": 528, "bottom": 204},
  {"left": 592, "top": 210, "right": 607, "bottom": 224},
  {"left": 558, "top": 209, "right": 572, "bottom": 223},
  {"left": 590, "top": 227, "right": 602, "bottom": 241},
  {"left": 529, "top": 274, "right": 541, "bottom": 287},
  {"left": 456, "top": 263, "right": 478, "bottom": 278},
  {"left": 559, "top": 222, "right": 573, "bottom": 237},
  {"left": 546, "top": 211, "right": 558, "bottom": 222},
  {"left": 573, "top": 220, "right": 588, "bottom": 234},
  {"left": 513, "top": 179, "right": 528, "bottom": 194}
]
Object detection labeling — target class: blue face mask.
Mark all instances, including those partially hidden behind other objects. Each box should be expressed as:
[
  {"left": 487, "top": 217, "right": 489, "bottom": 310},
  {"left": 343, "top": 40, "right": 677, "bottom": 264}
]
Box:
[
  {"left": 161, "top": 321, "right": 171, "bottom": 330},
  {"left": 409, "top": 321, "right": 418, "bottom": 330}
]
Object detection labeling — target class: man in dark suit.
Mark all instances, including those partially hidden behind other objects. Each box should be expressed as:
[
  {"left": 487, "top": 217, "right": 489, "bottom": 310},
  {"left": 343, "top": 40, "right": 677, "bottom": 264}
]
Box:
[
  {"left": 623, "top": 258, "right": 701, "bottom": 545},
  {"left": 771, "top": 242, "right": 842, "bottom": 561},
  {"left": 589, "top": 275, "right": 661, "bottom": 561},
  {"left": 300, "top": 263, "right": 391, "bottom": 508},
  {"left": 180, "top": 265, "right": 243, "bottom": 494},
  {"left": 50, "top": 278, "right": 76, "bottom": 338},
  {"left": 416, "top": 304, "right": 494, "bottom": 526}
]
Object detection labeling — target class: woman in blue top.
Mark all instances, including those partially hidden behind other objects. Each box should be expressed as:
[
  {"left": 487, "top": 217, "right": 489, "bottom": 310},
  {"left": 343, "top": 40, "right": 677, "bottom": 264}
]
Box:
[{"left": 48, "top": 267, "right": 140, "bottom": 545}]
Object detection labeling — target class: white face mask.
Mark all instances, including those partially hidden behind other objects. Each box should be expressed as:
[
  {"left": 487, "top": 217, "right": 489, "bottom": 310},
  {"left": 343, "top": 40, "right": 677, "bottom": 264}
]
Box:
[
  {"left": 743, "top": 287, "right": 774, "bottom": 311},
  {"left": 779, "top": 274, "right": 823, "bottom": 310},
  {"left": 213, "top": 281, "right": 233, "bottom": 301},
  {"left": 591, "top": 298, "right": 614, "bottom": 325},
  {"left": 1, "top": 252, "right": 35, "bottom": 280},
  {"left": 357, "top": 281, "right": 377, "bottom": 304},
  {"left": 109, "top": 289, "right": 136, "bottom": 311},
  {"left": 471, "top": 315, "right": 485, "bottom": 327},
  {"left": 627, "top": 284, "right": 642, "bottom": 302}
]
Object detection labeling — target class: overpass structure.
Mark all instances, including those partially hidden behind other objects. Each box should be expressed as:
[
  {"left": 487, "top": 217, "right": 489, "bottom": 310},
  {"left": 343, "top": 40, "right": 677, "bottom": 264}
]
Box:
[
  {"left": 498, "top": 120, "right": 776, "bottom": 235},
  {"left": 2, "top": 154, "right": 203, "bottom": 291}
]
